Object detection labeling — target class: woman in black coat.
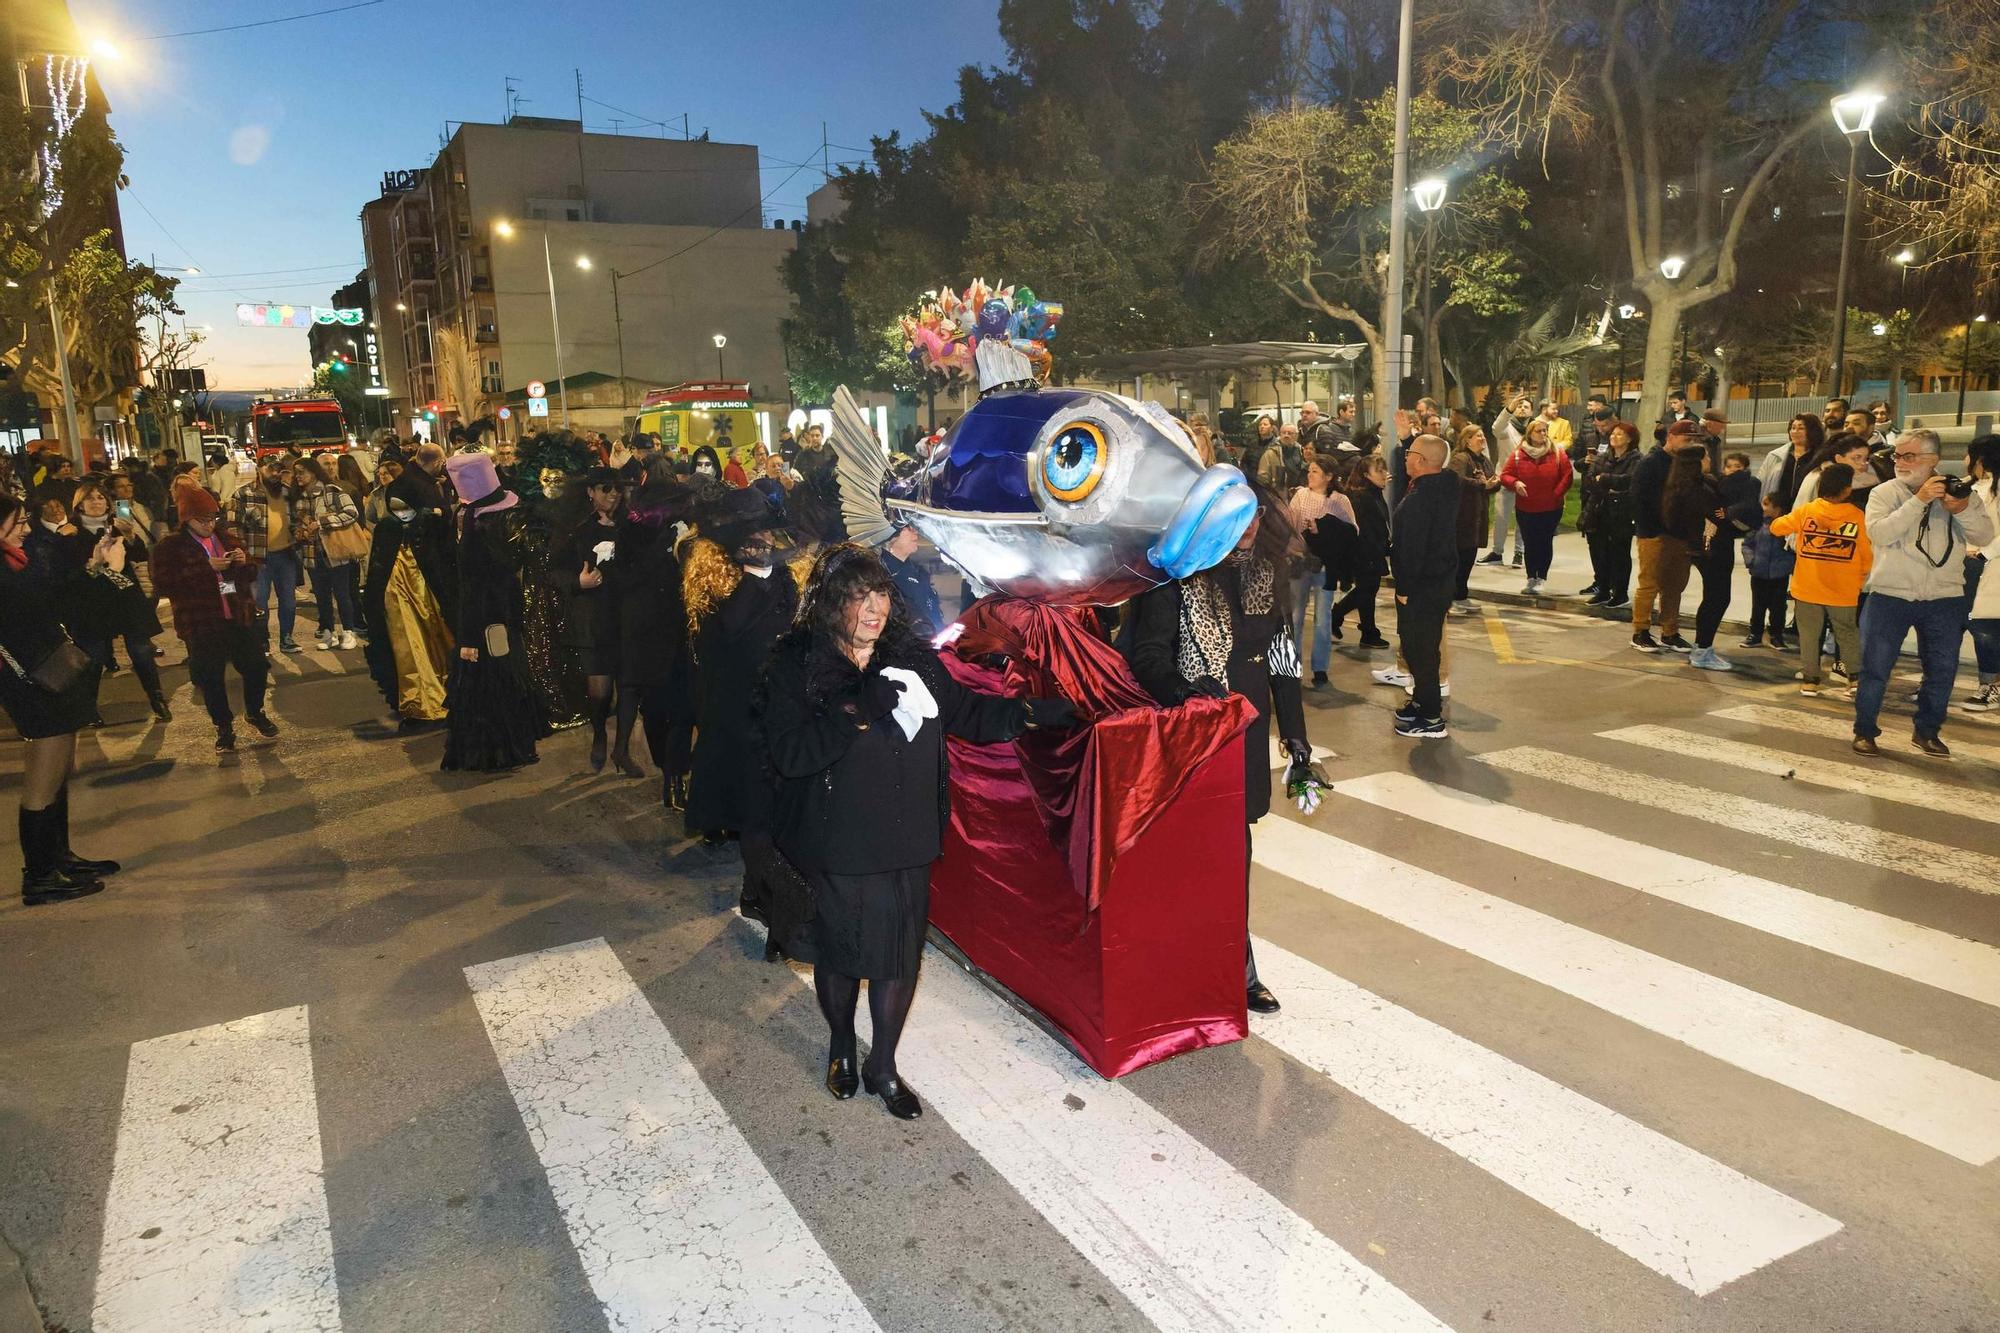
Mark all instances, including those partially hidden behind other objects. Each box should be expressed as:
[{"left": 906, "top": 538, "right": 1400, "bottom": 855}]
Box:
[
  {"left": 757, "top": 543, "right": 1076, "bottom": 1119},
  {"left": 1325, "top": 452, "right": 1391, "bottom": 646},
  {"left": 1124, "top": 486, "right": 1310, "bottom": 1016},
  {"left": 1578, "top": 421, "right": 1641, "bottom": 606},
  {"left": 441, "top": 455, "right": 539, "bottom": 772},
  {"left": 0, "top": 494, "right": 117, "bottom": 906},
  {"left": 682, "top": 488, "right": 797, "bottom": 841},
  {"left": 608, "top": 479, "right": 693, "bottom": 780},
  {"left": 63, "top": 480, "right": 171, "bottom": 721}
]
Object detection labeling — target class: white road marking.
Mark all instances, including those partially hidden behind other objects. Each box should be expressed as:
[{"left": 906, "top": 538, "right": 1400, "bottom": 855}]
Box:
[
  {"left": 1602, "top": 724, "right": 2000, "bottom": 820},
  {"left": 465, "top": 939, "right": 878, "bottom": 1333},
  {"left": 847, "top": 942, "right": 1450, "bottom": 1333},
  {"left": 1709, "top": 704, "right": 2000, "bottom": 767},
  {"left": 92, "top": 1006, "right": 341, "bottom": 1332},
  {"left": 1333, "top": 772, "right": 2000, "bottom": 1011},
  {"left": 1252, "top": 816, "right": 2000, "bottom": 1165},
  {"left": 1250, "top": 938, "right": 1840, "bottom": 1293},
  {"left": 1477, "top": 747, "right": 2000, "bottom": 898}
]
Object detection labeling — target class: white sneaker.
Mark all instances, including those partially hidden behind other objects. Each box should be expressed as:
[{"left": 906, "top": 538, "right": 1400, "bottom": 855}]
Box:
[
  {"left": 1451, "top": 599, "right": 1478, "bottom": 615},
  {"left": 313, "top": 630, "right": 335, "bottom": 650},
  {"left": 338, "top": 629, "right": 359, "bottom": 650},
  {"left": 1963, "top": 682, "right": 1999, "bottom": 712},
  {"left": 1371, "top": 666, "right": 1414, "bottom": 688},
  {"left": 1403, "top": 678, "right": 1451, "bottom": 698}
]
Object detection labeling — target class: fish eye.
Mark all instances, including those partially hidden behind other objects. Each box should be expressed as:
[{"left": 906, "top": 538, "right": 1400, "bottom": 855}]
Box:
[{"left": 1042, "top": 421, "right": 1107, "bottom": 502}]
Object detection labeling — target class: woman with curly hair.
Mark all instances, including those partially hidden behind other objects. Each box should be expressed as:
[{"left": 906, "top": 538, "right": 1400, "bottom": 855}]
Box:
[{"left": 756, "top": 543, "right": 1077, "bottom": 1119}]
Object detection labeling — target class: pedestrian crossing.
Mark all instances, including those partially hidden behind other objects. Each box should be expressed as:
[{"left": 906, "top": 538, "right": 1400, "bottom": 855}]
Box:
[{"left": 66, "top": 699, "right": 2000, "bottom": 1331}]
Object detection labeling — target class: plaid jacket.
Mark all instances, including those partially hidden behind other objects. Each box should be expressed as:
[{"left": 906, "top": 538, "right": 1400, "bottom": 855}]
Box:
[
  {"left": 151, "top": 528, "right": 263, "bottom": 640},
  {"left": 227, "top": 485, "right": 299, "bottom": 561}
]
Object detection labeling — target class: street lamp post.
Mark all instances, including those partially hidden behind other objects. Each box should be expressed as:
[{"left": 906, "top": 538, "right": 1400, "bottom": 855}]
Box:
[
  {"left": 495, "top": 219, "right": 573, "bottom": 429},
  {"left": 713, "top": 332, "right": 727, "bottom": 381},
  {"left": 1828, "top": 90, "right": 1884, "bottom": 399},
  {"left": 1614, "top": 304, "right": 1638, "bottom": 407},
  {"left": 1959, "top": 311, "right": 1988, "bottom": 426},
  {"left": 1378, "top": 0, "right": 1417, "bottom": 431},
  {"left": 610, "top": 268, "right": 628, "bottom": 411},
  {"left": 1411, "top": 177, "right": 1448, "bottom": 402}
]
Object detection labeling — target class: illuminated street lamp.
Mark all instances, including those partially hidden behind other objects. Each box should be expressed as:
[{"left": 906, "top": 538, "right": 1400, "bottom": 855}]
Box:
[
  {"left": 713, "top": 332, "right": 728, "bottom": 380},
  {"left": 1871, "top": 321, "right": 1888, "bottom": 337},
  {"left": 1828, "top": 90, "right": 1885, "bottom": 396},
  {"left": 494, "top": 219, "right": 572, "bottom": 427},
  {"left": 1658, "top": 255, "right": 1687, "bottom": 281},
  {"left": 1410, "top": 177, "right": 1448, "bottom": 213},
  {"left": 1892, "top": 247, "right": 1915, "bottom": 299}
]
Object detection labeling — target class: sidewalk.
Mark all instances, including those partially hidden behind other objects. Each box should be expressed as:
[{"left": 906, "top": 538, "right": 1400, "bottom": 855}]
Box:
[{"left": 1459, "top": 529, "right": 1979, "bottom": 666}]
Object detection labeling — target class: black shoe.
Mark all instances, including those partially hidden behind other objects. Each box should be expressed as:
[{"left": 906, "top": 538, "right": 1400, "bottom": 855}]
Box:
[
  {"left": 1329, "top": 623, "right": 1345, "bottom": 641},
  {"left": 763, "top": 935, "right": 786, "bottom": 963},
  {"left": 51, "top": 789, "right": 119, "bottom": 876},
  {"left": 1605, "top": 595, "right": 1631, "bottom": 609},
  {"left": 215, "top": 728, "right": 237, "bottom": 753},
  {"left": 665, "top": 774, "right": 687, "bottom": 810},
  {"left": 588, "top": 734, "right": 607, "bottom": 773},
  {"left": 825, "top": 1054, "right": 859, "bottom": 1100},
  {"left": 1246, "top": 982, "right": 1281, "bottom": 1014},
  {"left": 1477, "top": 551, "right": 1501, "bottom": 565},
  {"left": 1631, "top": 632, "right": 1661, "bottom": 653},
  {"left": 1738, "top": 636, "right": 1764, "bottom": 649},
  {"left": 1311, "top": 671, "right": 1328, "bottom": 686},
  {"left": 1912, "top": 731, "right": 1951, "bottom": 757},
  {"left": 148, "top": 691, "right": 173, "bottom": 721},
  {"left": 246, "top": 712, "right": 279, "bottom": 739},
  {"left": 23, "top": 865, "right": 106, "bottom": 907},
  {"left": 1769, "top": 638, "right": 1790, "bottom": 652},
  {"left": 1357, "top": 634, "right": 1391, "bottom": 648},
  {"left": 612, "top": 747, "right": 646, "bottom": 780},
  {"left": 1659, "top": 635, "right": 1692, "bottom": 653},
  {"left": 861, "top": 1070, "right": 923, "bottom": 1119},
  {"left": 1579, "top": 584, "right": 1600, "bottom": 599}
]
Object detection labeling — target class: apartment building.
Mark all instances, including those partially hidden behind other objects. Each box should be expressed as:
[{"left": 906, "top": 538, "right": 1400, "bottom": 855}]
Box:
[{"left": 360, "top": 117, "right": 798, "bottom": 438}]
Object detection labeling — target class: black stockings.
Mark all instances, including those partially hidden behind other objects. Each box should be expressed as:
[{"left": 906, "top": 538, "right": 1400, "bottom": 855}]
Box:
[
  {"left": 814, "top": 968, "right": 919, "bottom": 1081},
  {"left": 613, "top": 690, "right": 641, "bottom": 760},
  {"left": 128, "top": 646, "right": 163, "bottom": 699},
  {"left": 586, "top": 676, "right": 613, "bottom": 742}
]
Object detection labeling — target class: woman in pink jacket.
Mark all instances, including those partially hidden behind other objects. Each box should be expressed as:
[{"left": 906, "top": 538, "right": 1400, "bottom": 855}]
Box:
[{"left": 1500, "top": 416, "right": 1575, "bottom": 595}]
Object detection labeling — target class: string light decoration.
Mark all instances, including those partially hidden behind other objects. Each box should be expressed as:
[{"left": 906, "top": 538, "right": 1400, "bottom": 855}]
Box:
[{"left": 39, "top": 55, "right": 92, "bottom": 218}]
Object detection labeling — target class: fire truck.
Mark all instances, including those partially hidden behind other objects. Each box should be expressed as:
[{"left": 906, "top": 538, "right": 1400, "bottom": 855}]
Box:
[{"left": 248, "top": 397, "right": 351, "bottom": 457}]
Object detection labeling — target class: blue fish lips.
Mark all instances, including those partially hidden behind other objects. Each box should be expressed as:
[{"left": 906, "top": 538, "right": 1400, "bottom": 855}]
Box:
[{"left": 1147, "top": 465, "right": 1257, "bottom": 579}]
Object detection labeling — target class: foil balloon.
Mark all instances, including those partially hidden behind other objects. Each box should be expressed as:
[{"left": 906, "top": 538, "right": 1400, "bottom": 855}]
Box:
[
  {"left": 827, "top": 340, "right": 1255, "bottom": 605},
  {"left": 977, "top": 298, "right": 1013, "bottom": 340}
]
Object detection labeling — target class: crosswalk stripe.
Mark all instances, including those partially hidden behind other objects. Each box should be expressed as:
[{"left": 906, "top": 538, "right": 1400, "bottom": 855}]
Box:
[
  {"left": 848, "top": 940, "right": 1450, "bottom": 1332},
  {"left": 1249, "top": 938, "right": 1840, "bottom": 1293},
  {"left": 1332, "top": 772, "right": 2000, "bottom": 1010},
  {"left": 92, "top": 1006, "right": 341, "bottom": 1332},
  {"left": 1601, "top": 724, "right": 2000, "bottom": 821},
  {"left": 1708, "top": 704, "right": 2000, "bottom": 766},
  {"left": 1478, "top": 746, "right": 2000, "bottom": 898},
  {"left": 465, "top": 939, "right": 879, "bottom": 1332},
  {"left": 1252, "top": 816, "right": 2000, "bottom": 1165}
]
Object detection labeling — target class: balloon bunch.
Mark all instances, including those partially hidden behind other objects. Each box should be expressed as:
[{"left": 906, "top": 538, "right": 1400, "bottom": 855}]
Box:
[{"left": 901, "top": 279, "right": 1064, "bottom": 384}]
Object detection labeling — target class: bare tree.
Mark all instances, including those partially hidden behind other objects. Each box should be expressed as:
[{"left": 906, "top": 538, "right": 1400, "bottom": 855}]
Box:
[
  {"left": 1432, "top": 0, "right": 1888, "bottom": 433},
  {"left": 1882, "top": 0, "right": 2000, "bottom": 284}
]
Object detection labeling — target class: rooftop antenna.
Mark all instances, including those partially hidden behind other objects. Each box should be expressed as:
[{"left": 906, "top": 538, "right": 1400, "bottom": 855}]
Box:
[{"left": 503, "top": 75, "right": 520, "bottom": 124}]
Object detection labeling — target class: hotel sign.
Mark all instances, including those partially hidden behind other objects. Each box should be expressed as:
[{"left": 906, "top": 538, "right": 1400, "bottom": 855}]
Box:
[{"left": 380, "top": 168, "right": 427, "bottom": 194}]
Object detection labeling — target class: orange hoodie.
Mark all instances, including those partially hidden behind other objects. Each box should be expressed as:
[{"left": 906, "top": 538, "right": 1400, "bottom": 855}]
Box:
[{"left": 1770, "top": 497, "right": 1871, "bottom": 606}]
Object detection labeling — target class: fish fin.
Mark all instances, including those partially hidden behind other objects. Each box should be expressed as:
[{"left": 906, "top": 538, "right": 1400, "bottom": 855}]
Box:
[
  {"left": 829, "top": 385, "right": 896, "bottom": 547},
  {"left": 976, "top": 340, "right": 1035, "bottom": 395}
]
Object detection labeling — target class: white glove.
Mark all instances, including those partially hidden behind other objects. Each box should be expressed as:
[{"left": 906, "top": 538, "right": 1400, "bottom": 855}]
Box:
[{"left": 879, "top": 665, "right": 937, "bottom": 742}]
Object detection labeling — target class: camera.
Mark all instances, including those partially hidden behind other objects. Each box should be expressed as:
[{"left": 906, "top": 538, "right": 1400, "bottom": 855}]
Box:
[{"left": 1940, "top": 473, "right": 1974, "bottom": 500}]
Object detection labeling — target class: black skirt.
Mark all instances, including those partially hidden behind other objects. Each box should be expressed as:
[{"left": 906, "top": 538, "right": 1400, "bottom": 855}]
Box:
[
  {"left": 441, "top": 655, "right": 541, "bottom": 772},
  {"left": 0, "top": 661, "right": 100, "bottom": 739},
  {"left": 806, "top": 864, "right": 930, "bottom": 980}
]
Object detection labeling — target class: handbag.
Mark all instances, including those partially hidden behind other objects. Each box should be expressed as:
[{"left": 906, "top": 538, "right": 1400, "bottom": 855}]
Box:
[
  {"left": 0, "top": 633, "right": 91, "bottom": 695},
  {"left": 321, "top": 521, "right": 370, "bottom": 565},
  {"left": 483, "top": 623, "right": 510, "bottom": 657}
]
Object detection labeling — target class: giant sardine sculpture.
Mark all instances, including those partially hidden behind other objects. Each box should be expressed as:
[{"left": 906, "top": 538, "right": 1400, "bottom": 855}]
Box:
[{"left": 829, "top": 342, "right": 1257, "bottom": 606}]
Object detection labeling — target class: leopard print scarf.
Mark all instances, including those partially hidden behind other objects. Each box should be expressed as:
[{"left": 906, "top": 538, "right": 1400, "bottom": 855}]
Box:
[{"left": 1175, "top": 551, "right": 1276, "bottom": 685}]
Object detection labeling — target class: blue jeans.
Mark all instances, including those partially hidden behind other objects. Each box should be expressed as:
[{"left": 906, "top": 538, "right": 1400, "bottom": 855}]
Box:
[
  {"left": 253, "top": 547, "right": 302, "bottom": 644},
  {"left": 310, "top": 553, "right": 359, "bottom": 632},
  {"left": 1291, "top": 573, "right": 1334, "bottom": 674},
  {"left": 1853, "top": 593, "right": 1970, "bottom": 739},
  {"left": 1969, "top": 618, "right": 2000, "bottom": 682}
]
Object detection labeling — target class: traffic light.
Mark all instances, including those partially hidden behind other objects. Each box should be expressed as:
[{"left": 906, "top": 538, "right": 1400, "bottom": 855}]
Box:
[{"left": 327, "top": 357, "right": 347, "bottom": 374}]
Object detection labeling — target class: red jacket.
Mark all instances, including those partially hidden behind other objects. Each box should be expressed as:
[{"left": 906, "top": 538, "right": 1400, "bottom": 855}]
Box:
[
  {"left": 1500, "top": 447, "right": 1574, "bottom": 514},
  {"left": 152, "top": 527, "right": 263, "bottom": 640}
]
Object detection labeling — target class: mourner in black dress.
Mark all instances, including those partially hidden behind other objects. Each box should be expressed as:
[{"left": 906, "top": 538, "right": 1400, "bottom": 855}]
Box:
[
  {"left": 550, "top": 467, "right": 630, "bottom": 772},
  {"left": 0, "top": 494, "right": 118, "bottom": 906},
  {"left": 1124, "top": 486, "right": 1310, "bottom": 1016},
  {"left": 682, "top": 488, "right": 799, "bottom": 843},
  {"left": 440, "top": 454, "right": 540, "bottom": 772},
  {"left": 510, "top": 432, "right": 595, "bottom": 731},
  {"left": 362, "top": 470, "right": 458, "bottom": 732},
  {"left": 609, "top": 477, "right": 694, "bottom": 781},
  {"left": 756, "top": 544, "right": 1078, "bottom": 1120}
]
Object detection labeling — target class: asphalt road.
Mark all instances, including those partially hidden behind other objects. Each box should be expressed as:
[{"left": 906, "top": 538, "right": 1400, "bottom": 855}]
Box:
[{"left": 1, "top": 601, "right": 1996, "bottom": 1333}]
